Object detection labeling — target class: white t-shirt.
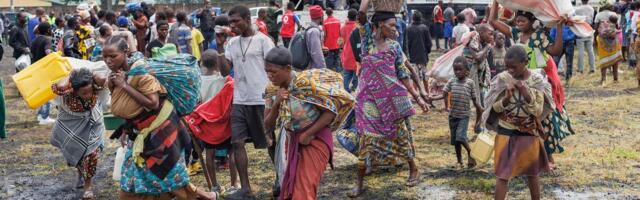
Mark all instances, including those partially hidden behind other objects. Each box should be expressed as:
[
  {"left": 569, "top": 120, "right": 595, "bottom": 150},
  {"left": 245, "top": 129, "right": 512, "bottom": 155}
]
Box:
[
  {"left": 575, "top": 5, "right": 595, "bottom": 25},
  {"left": 453, "top": 24, "right": 470, "bottom": 45},
  {"left": 225, "top": 33, "right": 275, "bottom": 105},
  {"left": 199, "top": 72, "right": 226, "bottom": 102}
]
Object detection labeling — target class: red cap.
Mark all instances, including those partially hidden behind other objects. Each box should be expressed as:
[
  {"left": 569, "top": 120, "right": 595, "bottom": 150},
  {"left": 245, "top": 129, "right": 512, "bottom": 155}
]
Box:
[{"left": 310, "top": 5, "right": 324, "bottom": 19}]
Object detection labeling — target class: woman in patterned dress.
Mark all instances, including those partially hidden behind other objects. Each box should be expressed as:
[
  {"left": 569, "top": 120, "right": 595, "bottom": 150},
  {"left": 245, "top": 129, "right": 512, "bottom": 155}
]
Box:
[{"left": 348, "top": 10, "right": 429, "bottom": 198}]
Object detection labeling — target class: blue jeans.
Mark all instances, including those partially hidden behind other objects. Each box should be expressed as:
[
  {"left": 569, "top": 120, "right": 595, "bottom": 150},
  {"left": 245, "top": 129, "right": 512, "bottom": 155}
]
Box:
[
  {"left": 37, "top": 102, "right": 51, "bottom": 119},
  {"left": 325, "top": 49, "right": 342, "bottom": 72},
  {"left": 342, "top": 69, "right": 358, "bottom": 93},
  {"left": 554, "top": 40, "right": 575, "bottom": 80},
  {"left": 576, "top": 36, "right": 595, "bottom": 73}
]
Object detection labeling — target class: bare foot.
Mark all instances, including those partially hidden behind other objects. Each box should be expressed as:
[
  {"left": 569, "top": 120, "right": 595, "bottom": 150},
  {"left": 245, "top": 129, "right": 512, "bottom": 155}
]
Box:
[{"left": 347, "top": 187, "right": 366, "bottom": 198}]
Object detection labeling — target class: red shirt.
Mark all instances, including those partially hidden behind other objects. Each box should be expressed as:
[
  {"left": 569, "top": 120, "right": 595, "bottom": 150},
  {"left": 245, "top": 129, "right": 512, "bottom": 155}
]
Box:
[
  {"left": 340, "top": 21, "right": 358, "bottom": 70},
  {"left": 433, "top": 6, "right": 444, "bottom": 23},
  {"left": 323, "top": 16, "right": 341, "bottom": 50},
  {"left": 280, "top": 10, "right": 298, "bottom": 38},
  {"left": 256, "top": 19, "right": 268, "bottom": 36}
]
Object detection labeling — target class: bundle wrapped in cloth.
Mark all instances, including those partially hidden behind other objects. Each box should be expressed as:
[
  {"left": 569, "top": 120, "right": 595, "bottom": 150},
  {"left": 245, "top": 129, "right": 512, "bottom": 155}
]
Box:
[
  {"left": 128, "top": 54, "right": 201, "bottom": 116},
  {"left": 361, "top": 0, "right": 404, "bottom": 13},
  {"left": 497, "top": 0, "right": 594, "bottom": 37}
]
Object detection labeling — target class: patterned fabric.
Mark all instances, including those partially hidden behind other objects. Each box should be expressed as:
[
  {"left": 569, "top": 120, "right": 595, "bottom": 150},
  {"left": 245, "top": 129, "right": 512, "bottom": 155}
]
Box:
[
  {"left": 62, "top": 94, "right": 97, "bottom": 113},
  {"left": 78, "top": 147, "right": 101, "bottom": 180},
  {"left": 50, "top": 90, "right": 107, "bottom": 167},
  {"left": 443, "top": 78, "right": 477, "bottom": 118},
  {"left": 128, "top": 53, "right": 202, "bottom": 116},
  {"left": 119, "top": 101, "right": 191, "bottom": 194},
  {"left": 52, "top": 28, "right": 64, "bottom": 52},
  {"left": 358, "top": 119, "right": 415, "bottom": 170},
  {"left": 356, "top": 23, "right": 415, "bottom": 139},
  {"left": 265, "top": 69, "right": 353, "bottom": 200},
  {"left": 481, "top": 71, "right": 554, "bottom": 135},
  {"left": 120, "top": 148, "right": 190, "bottom": 195},
  {"left": 596, "top": 35, "right": 623, "bottom": 69},
  {"left": 77, "top": 25, "right": 93, "bottom": 60},
  {"left": 512, "top": 28, "right": 554, "bottom": 69},
  {"left": 542, "top": 106, "right": 575, "bottom": 154}
]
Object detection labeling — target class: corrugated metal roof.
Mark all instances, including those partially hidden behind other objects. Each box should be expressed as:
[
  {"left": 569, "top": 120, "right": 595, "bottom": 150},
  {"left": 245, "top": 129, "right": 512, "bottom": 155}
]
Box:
[{"left": 0, "top": 0, "right": 52, "bottom": 8}]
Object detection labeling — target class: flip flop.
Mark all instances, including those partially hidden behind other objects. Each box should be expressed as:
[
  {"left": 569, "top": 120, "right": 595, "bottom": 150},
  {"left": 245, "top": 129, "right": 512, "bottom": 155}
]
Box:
[
  {"left": 347, "top": 187, "right": 366, "bottom": 198},
  {"left": 406, "top": 175, "right": 422, "bottom": 187},
  {"left": 81, "top": 191, "right": 95, "bottom": 199}
]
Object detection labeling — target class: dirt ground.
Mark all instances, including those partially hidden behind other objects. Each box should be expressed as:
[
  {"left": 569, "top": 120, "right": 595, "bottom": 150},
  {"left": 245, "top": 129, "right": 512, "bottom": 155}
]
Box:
[{"left": 0, "top": 45, "right": 639, "bottom": 200}]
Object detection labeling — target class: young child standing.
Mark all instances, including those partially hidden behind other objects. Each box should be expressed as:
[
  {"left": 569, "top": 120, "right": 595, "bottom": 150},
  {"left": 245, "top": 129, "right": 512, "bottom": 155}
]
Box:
[
  {"left": 491, "top": 32, "right": 507, "bottom": 77},
  {"left": 195, "top": 49, "right": 240, "bottom": 192},
  {"left": 443, "top": 56, "right": 483, "bottom": 168}
]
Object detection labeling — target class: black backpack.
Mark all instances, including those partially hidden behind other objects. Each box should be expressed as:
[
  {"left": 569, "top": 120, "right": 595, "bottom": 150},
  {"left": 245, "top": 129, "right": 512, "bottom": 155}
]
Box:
[{"left": 288, "top": 26, "right": 319, "bottom": 70}]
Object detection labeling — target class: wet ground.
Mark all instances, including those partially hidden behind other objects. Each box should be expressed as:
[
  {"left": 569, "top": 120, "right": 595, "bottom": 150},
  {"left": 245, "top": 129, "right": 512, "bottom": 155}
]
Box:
[{"left": 1, "top": 46, "right": 639, "bottom": 199}]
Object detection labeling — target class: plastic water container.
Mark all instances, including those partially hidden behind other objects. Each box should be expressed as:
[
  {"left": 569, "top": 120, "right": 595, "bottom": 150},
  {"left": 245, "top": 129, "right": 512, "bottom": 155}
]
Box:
[
  {"left": 12, "top": 52, "right": 72, "bottom": 109},
  {"left": 113, "top": 147, "right": 126, "bottom": 181},
  {"left": 470, "top": 132, "right": 496, "bottom": 165}
]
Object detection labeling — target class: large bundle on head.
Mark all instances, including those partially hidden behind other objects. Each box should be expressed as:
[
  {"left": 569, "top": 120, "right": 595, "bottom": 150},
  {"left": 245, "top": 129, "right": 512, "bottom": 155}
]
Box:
[
  {"left": 497, "top": 0, "right": 594, "bottom": 37},
  {"left": 128, "top": 54, "right": 201, "bottom": 116},
  {"left": 362, "top": 0, "right": 405, "bottom": 13}
]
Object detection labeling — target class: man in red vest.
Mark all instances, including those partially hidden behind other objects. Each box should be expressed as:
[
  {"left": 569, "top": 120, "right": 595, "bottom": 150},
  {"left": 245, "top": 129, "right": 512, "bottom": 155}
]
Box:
[
  {"left": 279, "top": 2, "right": 301, "bottom": 47},
  {"left": 340, "top": 9, "right": 359, "bottom": 92},
  {"left": 323, "top": 8, "right": 342, "bottom": 72}
]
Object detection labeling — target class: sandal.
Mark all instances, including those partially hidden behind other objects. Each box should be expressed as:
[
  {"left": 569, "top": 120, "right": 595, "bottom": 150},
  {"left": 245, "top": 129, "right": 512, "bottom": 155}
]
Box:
[
  {"left": 347, "top": 187, "right": 366, "bottom": 198},
  {"left": 82, "top": 191, "right": 95, "bottom": 199}
]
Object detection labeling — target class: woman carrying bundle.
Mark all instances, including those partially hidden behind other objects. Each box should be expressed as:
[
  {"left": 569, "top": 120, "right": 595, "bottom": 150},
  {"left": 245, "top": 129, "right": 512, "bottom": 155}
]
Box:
[
  {"left": 50, "top": 68, "right": 109, "bottom": 199},
  {"left": 103, "top": 35, "right": 216, "bottom": 200},
  {"left": 348, "top": 3, "right": 430, "bottom": 197},
  {"left": 263, "top": 47, "right": 354, "bottom": 200}
]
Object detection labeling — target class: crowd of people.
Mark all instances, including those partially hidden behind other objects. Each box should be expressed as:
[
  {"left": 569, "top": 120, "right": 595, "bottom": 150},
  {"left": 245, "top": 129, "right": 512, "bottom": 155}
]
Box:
[{"left": 1, "top": 0, "right": 639, "bottom": 199}]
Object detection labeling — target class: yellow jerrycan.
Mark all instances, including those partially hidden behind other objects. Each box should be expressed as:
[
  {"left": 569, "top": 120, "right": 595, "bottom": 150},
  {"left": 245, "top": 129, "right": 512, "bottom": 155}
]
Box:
[
  {"left": 470, "top": 131, "right": 496, "bottom": 165},
  {"left": 12, "top": 52, "right": 72, "bottom": 109}
]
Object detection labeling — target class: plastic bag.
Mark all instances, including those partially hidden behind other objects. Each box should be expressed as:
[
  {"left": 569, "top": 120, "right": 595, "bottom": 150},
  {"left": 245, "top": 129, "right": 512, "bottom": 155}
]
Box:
[
  {"left": 112, "top": 147, "right": 126, "bottom": 181},
  {"left": 15, "top": 54, "right": 30, "bottom": 72},
  {"left": 497, "top": 0, "right": 594, "bottom": 37},
  {"left": 429, "top": 31, "right": 477, "bottom": 82}
]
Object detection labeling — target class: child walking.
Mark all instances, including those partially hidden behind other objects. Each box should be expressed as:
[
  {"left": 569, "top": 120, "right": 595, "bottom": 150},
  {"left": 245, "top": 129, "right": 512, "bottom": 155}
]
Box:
[{"left": 443, "top": 56, "right": 483, "bottom": 168}]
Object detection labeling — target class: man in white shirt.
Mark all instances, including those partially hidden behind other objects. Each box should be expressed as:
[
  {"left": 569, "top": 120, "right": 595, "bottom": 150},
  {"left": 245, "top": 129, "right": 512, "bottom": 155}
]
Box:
[
  {"left": 576, "top": 0, "right": 596, "bottom": 73},
  {"left": 222, "top": 5, "right": 275, "bottom": 199}
]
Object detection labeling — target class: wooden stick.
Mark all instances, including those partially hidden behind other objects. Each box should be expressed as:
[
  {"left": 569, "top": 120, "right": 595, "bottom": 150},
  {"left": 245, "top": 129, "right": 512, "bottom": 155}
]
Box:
[{"left": 181, "top": 117, "right": 213, "bottom": 190}]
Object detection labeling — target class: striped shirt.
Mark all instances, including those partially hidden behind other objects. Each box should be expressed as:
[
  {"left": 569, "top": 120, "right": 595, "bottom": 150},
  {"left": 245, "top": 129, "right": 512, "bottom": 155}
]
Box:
[{"left": 444, "top": 78, "right": 476, "bottom": 118}]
